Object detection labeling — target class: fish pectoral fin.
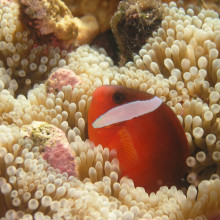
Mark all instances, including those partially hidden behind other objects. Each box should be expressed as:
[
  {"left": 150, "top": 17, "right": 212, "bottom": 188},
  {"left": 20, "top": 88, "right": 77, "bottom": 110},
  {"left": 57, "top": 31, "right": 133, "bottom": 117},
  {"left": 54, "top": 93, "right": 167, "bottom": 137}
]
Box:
[{"left": 117, "top": 127, "right": 138, "bottom": 167}]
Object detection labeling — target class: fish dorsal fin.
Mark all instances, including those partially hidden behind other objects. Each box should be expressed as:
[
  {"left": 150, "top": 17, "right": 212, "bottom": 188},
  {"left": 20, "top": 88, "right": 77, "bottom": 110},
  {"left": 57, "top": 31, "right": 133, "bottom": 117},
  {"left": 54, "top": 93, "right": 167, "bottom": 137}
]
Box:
[
  {"left": 92, "top": 96, "right": 162, "bottom": 128},
  {"left": 117, "top": 127, "right": 138, "bottom": 169}
]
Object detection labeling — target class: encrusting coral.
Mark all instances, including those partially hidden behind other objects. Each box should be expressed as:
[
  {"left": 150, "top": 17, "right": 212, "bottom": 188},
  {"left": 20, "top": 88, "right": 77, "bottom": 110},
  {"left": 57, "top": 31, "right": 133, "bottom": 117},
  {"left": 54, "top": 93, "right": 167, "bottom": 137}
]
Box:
[
  {"left": 21, "top": 121, "right": 78, "bottom": 177},
  {"left": 62, "top": 0, "right": 120, "bottom": 34},
  {"left": 20, "top": 0, "right": 120, "bottom": 48},
  {"left": 0, "top": 0, "right": 220, "bottom": 219},
  {"left": 20, "top": 0, "right": 78, "bottom": 48},
  {"left": 111, "top": 0, "right": 163, "bottom": 62}
]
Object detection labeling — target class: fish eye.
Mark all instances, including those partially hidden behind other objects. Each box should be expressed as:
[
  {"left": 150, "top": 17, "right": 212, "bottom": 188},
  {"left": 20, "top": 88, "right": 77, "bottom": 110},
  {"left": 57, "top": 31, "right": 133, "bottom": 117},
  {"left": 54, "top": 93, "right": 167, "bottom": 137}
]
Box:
[{"left": 113, "top": 92, "right": 126, "bottom": 104}]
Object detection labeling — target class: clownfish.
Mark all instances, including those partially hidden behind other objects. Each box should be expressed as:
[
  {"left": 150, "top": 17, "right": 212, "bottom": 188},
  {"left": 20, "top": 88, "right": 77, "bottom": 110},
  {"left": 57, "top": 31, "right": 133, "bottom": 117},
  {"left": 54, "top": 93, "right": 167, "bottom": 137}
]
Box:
[{"left": 88, "top": 85, "right": 189, "bottom": 193}]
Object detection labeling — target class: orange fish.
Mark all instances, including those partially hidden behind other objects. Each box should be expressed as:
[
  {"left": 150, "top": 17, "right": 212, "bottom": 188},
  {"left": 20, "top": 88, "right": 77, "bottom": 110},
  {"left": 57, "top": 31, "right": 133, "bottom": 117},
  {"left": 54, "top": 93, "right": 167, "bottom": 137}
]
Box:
[{"left": 88, "top": 85, "right": 189, "bottom": 192}]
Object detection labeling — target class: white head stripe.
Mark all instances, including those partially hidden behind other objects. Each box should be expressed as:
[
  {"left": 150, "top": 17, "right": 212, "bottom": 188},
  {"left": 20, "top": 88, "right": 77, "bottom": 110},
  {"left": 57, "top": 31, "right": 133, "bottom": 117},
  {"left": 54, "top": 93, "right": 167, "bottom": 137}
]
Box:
[{"left": 92, "top": 96, "right": 163, "bottom": 128}]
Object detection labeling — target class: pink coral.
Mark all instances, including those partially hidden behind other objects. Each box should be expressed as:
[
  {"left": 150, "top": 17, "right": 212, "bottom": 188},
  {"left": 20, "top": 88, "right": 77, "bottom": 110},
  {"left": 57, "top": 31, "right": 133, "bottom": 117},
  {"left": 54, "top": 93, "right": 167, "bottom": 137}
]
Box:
[
  {"left": 21, "top": 121, "right": 78, "bottom": 177},
  {"left": 208, "top": 213, "right": 220, "bottom": 220},
  {"left": 46, "top": 68, "right": 81, "bottom": 94},
  {"left": 42, "top": 135, "right": 77, "bottom": 177}
]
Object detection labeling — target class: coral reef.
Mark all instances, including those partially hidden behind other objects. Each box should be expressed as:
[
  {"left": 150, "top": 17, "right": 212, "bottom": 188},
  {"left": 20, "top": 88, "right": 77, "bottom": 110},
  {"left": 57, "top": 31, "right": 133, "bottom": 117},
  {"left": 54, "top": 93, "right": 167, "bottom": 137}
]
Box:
[
  {"left": 111, "top": 0, "right": 163, "bottom": 62},
  {"left": 63, "top": 0, "right": 120, "bottom": 33},
  {"left": 20, "top": 0, "right": 119, "bottom": 48},
  {"left": 0, "top": 0, "right": 220, "bottom": 219},
  {"left": 20, "top": 0, "right": 78, "bottom": 49},
  {"left": 72, "top": 14, "right": 99, "bottom": 46}
]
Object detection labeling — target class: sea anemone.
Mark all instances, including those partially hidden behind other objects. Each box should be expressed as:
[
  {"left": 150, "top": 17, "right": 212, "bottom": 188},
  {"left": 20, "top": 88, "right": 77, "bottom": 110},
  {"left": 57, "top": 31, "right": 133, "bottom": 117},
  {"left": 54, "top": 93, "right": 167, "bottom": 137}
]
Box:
[
  {"left": 122, "top": 1, "right": 220, "bottom": 187},
  {"left": 0, "top": 0, "right": 69, "bottom": 96},
  {"left": 0, "top": 0, "right": 220, "bottom": 219}
]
